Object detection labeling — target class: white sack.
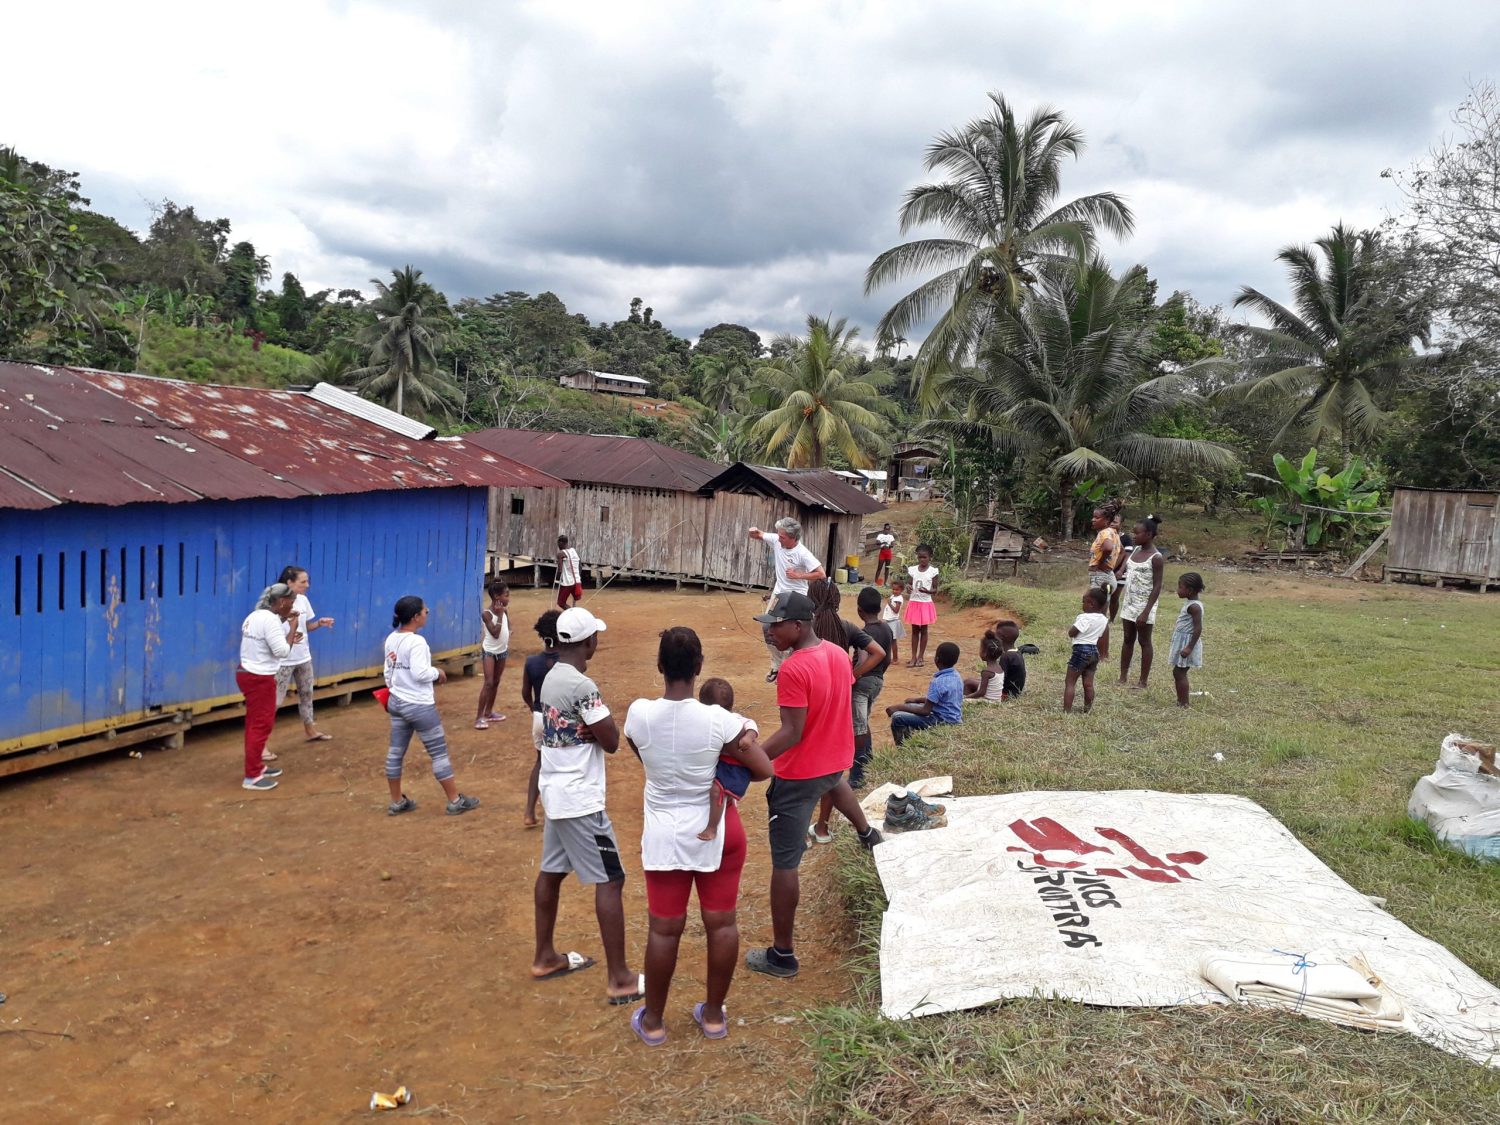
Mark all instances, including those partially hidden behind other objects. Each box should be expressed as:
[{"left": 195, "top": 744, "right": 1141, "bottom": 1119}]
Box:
[
  {"left": 874, "top": 790, "right": 1500, "bottom": 1066},
  {"left": 1408, "top": 733, "right": 1500, "bottom": 859}
]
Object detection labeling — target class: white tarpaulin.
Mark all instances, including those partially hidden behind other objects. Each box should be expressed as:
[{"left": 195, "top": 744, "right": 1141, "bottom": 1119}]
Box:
[{"left": 874, "top": 790, "right": 1500, "bottom": 1066}]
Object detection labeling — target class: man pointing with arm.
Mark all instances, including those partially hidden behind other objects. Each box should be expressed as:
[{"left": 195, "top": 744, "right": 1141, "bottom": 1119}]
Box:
[{"left": 748, "top": 517, "right": 825, "bottom": 683}]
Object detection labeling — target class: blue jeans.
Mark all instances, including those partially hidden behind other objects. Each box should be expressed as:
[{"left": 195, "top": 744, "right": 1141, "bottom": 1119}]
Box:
[{"left": 891, "top": 711, "right": 941, "bottom": 746}]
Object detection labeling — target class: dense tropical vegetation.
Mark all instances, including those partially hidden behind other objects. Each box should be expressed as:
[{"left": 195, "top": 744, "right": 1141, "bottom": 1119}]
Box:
[{"left": 2, "top": 80, "right": 1497, "bottom": 536}]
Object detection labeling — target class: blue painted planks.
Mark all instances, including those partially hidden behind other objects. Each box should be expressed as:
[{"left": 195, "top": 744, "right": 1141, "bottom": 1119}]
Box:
[{"left": 0, "top": 487, "right": 487, "bottom": 751}]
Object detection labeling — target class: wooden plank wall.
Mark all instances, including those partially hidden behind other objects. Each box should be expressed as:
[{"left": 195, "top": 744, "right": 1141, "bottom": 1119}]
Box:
[
  {"left": 488, "top": 486, "right": 875, "bottom": 589},
  {"left": 1388, "top": 489, "right": 1500, "bottom": 581}
]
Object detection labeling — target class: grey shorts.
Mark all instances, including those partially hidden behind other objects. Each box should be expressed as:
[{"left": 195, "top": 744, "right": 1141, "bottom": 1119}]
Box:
[
  {"left": 765, "top": 771, "right": 843, "bottom": 870},
  {"left": 1089, "top": 570, "right": 1117, "bottom": 591},
  {"left": 851, "top": 676, "right": 885, "bottom": 736},
  {"left": 540, "top": 810, "right": 625, "bottom": 885}
]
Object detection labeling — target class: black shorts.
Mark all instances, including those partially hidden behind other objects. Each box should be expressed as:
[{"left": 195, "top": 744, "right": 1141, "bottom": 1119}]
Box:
[{"left": 765, "top": 771, "right": 843, "bottom": 870}]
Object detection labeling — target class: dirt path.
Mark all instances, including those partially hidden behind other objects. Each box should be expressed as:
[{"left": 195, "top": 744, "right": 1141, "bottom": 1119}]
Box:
[{"left": 0, "top": 585, "right": 1006, "bottom": 1123}]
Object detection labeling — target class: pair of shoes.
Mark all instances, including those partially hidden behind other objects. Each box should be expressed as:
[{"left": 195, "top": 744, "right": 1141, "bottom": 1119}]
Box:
[
  {"left": 883, "top": 794, "right": 947, "bottom": 833},
  {"left": 387, "top": 794, "right": 417, "bottom": 816},
  {"left": 857, "top": 826, "right": 883, "bottom": 849},
  {"left": 242, "top": 774, "right": 278, "bottom": 791},
  {"left": 765, "top": 670, "right": 778, "bottom": 683},
  {"left": 807, "top": 824, "right": 833, "bottom": 845},
  {"left": 446, "top": 794, "right": 481, "bottom": 816}
]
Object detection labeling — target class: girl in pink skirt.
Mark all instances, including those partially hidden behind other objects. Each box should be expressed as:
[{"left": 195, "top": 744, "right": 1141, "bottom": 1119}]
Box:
[{"left": 904, "top": 544, "right": 940, "bottom": 667}]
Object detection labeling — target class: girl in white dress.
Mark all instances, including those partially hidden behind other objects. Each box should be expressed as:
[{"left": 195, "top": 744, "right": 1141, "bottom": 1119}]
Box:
[{"left": 1117, "top": 516, "right": 1165, "bottom": 690}]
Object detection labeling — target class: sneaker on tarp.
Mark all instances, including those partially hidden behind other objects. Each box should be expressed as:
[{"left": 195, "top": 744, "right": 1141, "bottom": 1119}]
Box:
[
  {"left": 904, "top": 791, "right": 947, "bottom": 817},
  {"left": 387, "top": 795, "right": 417, "bottom": 816},
  {"left": 242, "top": 775, "right": 278, "bottom": 791},
  {"left": 445, "top": 794, "right": 481, "bottom": 816},
  {"left": 883, "top": 796, "right": 946, "bottom": 833}
]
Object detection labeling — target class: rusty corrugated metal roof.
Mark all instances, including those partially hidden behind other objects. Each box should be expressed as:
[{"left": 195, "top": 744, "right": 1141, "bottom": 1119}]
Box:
[
  {"left": 464, "top": 428, "right": 722, "bottom": 492},
  {"left": 0, "top": 363, "right": 565, "bottom": 510},
  {"left": 700, "top": 463, "right": 886, "bottom": 515}
]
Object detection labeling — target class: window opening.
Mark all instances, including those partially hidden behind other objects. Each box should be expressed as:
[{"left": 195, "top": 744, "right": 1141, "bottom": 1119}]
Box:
[
  {"left": 194, "top": 555, "right": 201, "bottom": 595},
  {"left": 511, "top": 496, "right": 524, "bottom": 516},
  {"left": 178, "top": 543, "right": 185, "bottom": 596},
  {"left": 58, "top": 551, "right": 66, "bottom": 611},
  {"left": 600, "top": 505, "right": 611, "bottom": 524},
  {"left": 12, "top": 556, "right": 19, "bottom": 616},
  {"left": 79, "top": 550, "right": 87, "bottom": 609},
  {"left": 36, "top": 553, "right": 43, "bottom": 614},
  {"left": 156, "top": 544, "right": 164, "bottom": 598},
  {"left": 138, "top": 545, "right": 146, "bottom": 601},
  {"left": 99, "top": 548, "right": 108, "bottom": 606},
  {"left": 120, "top": 546, "right": 128, "bottom": 603}
]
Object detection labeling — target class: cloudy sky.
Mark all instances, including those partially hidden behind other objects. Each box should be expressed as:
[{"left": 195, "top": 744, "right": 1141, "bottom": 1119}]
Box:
[{"left": 8, "top": 1, "right": 1498, "bottom": 342}]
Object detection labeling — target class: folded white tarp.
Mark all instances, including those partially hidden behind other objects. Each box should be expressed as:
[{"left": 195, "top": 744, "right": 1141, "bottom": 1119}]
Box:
[{"left": 873, "top": 790, "right": 1500, "bottom": 1066}]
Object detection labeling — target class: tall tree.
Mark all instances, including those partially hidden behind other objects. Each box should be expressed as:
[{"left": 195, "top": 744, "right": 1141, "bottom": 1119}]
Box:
[
  {"left": 351, "top": 266, "right": 458, "bottom": 417},
  {"left": 926, "top": 260, "right": 1237, "bottom": 537},
  {"left": 748, "top": 315, "right": 891, "bottom": 468},
  {"left": 141, "top": 201, "right": 230, "bottom": 295},
  {"left": 1227, "top": 224, "right": 1430, "bottom": 456},
  {"left": 865, "top": 93, "right": 1134, "bottom": 402},
  {"left": 219, "top": 240, "right": 270, "bottom": 323}
]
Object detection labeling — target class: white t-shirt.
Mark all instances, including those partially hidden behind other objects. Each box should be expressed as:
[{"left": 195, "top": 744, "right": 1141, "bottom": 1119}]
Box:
[
  {"left": 240, "top": 609, "right": 291, "bottom": 675},
  {"left": 282, "top": 593, "right": 315, "bottom": 666},
  {"left": 559, "top": 547, "right": 580, "bottom": 586},
  {"left": 907, "top": 565, "right": 939, "bottom": 603},
  {"left": 383, "top": 630, "right": 441, "bottom": 705},
  {"left": 481, "top": 605, "right": 510, "bottom": 655},
  {"left": 1071, "top": 612, "right": 1109, "bottom": 646},
  {"left": 625, "top": 698, "right": 756, "bottom": 871},
  {"left": 881, "top": 593, "right": 904, "bottom": 622},
  {"left": 876, "top": 532, "right": 895, "bottom": 549},
  {"left": 760, "top": 532, "right": 821, "bottom": 595},
  {"left": 539, "top": 662, "right": 612, "bottom": 819}
]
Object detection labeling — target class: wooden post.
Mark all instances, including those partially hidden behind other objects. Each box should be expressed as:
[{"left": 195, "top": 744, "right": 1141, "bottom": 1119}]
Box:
[{"left": 1341, "top": 526, "right": 1390, "bottom": 579}]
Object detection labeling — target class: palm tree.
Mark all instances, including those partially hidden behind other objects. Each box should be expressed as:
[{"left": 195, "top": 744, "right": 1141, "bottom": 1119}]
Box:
[
  {"left": 351, "top": 266, "right": 458, "bottom": 417},
  {"left": 1226, "top": 224, "right": 1429, "bottom": 457},
  {"left": 865, "top": 93, "right": 1134, "bottom": 403},
  {"left": 926, "top": 260, "right": 1237, "bottom": 538},
  {"left": 747, "top": 316, "right": 891, "bottom": 469},
  {"left": 690, "top": 352, "right": 752, "bottom": 413}
]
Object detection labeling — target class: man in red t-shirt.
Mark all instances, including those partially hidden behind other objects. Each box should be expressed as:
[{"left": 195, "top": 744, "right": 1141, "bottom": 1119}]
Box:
[{"left": 745, "top": 592, "right": 883, "bottom": 978}]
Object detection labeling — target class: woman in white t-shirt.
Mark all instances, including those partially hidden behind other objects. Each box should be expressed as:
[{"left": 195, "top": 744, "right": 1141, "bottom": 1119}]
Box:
[
  {"left": 623, "top": 627, "right": 771, "bottom": 1047},
  {"left": 273, "top": 566, "right": 336, "bottom": 747},
  {"left": 383, "top": 596, "right": 480, "bottom": 817},
  {"left": 238, "top": 583, "right": 296, "bottom": 791}
]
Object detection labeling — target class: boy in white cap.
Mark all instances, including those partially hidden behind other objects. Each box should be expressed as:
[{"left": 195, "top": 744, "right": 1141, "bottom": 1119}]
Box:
[{"left": 530, "top": 607, "right": 642, "bottom": 1006}]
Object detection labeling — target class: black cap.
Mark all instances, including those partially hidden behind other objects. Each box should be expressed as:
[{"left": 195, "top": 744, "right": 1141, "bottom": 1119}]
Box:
[{"left": 754, "top": 591, "right": 815, "bottom": 624}]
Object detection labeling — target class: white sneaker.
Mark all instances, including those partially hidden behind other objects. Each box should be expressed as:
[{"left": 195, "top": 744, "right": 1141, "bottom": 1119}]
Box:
[{"left": 242, "top": 775, "right": 279, "bottom": 791}]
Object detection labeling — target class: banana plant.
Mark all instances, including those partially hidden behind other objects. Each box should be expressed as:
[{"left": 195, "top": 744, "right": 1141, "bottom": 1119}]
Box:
[{"left": 1247, "top": 448, "right": 1385, "bottom": 550}]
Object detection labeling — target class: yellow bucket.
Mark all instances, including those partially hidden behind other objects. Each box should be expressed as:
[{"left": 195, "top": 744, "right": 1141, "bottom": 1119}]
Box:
[{"left": 845, "top": 554, "right": 861, "bottom": 569}]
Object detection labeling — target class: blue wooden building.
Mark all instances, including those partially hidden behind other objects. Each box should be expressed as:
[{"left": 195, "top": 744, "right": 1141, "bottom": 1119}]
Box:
[{"left": 0, "top": 364, "right": 564, "bottom": 776}]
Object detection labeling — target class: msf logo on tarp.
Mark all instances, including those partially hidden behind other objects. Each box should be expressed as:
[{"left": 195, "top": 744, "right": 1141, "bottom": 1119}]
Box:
[{"left": 1006, "top": 816, "right": 1208, "bottom": 884}]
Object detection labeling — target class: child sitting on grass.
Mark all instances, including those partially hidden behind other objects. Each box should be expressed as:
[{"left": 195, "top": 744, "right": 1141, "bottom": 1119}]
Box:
[
  {"left": 993, "top": 619, "right": 1027, "bottom": 698},
  {"left": 697, "top": 677, "right": 759, "bottom": 841},
  {"left": 963, "top": 631, "right": 1006, "bottom": 702},
  {"left": 1064, "top": 587, "right": 1109, "bottom": 714},
  {"left": 1170, "top": 573, "right": 1206, "bottom": 708},
  {"left": 886, "top": 641, "right": 963, "bottom": 746}
]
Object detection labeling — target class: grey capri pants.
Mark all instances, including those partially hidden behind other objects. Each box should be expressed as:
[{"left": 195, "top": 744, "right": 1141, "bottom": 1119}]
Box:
[{"left": 385, "top": 697, "right": 454, "bottom": 782}]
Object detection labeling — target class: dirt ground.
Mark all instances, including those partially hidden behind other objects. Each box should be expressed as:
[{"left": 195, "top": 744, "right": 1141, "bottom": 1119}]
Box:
[{"left": 0, "top": 582, "right": 1006, "bottom": 1124}]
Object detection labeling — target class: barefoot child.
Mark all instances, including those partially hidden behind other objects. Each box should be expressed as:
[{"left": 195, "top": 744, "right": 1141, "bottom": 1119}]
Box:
[
  {"left": 475, "top": 579, "right": 510, "bottom": 729},
  {"left": 904, "top": 546, "right": 939, "bottom": 667},
  {"left": 1118, "top": 515, "right": 1164, "bottom": 689},
  {"left": 963, "top": 631, "right": 1006, "bottom": 702},
  {"left": 881, "top": 579, "right": 906, "bottom": 665},
  {"left": 1170, "top": 573, "right": 1206, "bottom": 708},
  {"left": 994, "top": 619, "right": 1027, "bottom": 698},
  {"left": 520, "top": 610, "right": 561, "bottom": 828},
  {"left": 696, "top": 677, "right": 759, "bottom": 840},
  {"left": 1064, "top": 587, "right": 1109, "bottom": 714}
]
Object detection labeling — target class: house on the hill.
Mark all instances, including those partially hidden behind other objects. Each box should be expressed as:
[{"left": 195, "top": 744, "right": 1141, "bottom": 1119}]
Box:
[
  {"left": 466, "top": 430, "right": 886, "bottom": 589},
  {"left": 0, "top": 366, "right": 564, "bottom": 777},
  {"left": 558, "top": 369, "right": 649, "bottom": 397}
]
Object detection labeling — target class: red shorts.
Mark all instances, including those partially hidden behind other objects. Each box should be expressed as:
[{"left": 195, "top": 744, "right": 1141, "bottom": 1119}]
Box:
[
  {"left": 878, "top": 548, "right": 893, "bottom": 562},
  {"left": 643, "top": 802, "right": 747, "bottom": 917},
  {"left": 556, "top": 583, "right": 583, "bottom": 607}
]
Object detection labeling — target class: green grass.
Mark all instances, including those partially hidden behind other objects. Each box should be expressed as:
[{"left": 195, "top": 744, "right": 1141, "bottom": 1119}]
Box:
[
  {"left": 139, "top": 323, "right": 314, "bottom": 387},
  {"left": 804, "top": 571, "right": 1500, "bottom": 1123}
]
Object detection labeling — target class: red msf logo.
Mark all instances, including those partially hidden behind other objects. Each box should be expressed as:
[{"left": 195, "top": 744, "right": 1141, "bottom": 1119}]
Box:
[{"left": 1006, "top": 816, "right": 1207, "bottom": 884}]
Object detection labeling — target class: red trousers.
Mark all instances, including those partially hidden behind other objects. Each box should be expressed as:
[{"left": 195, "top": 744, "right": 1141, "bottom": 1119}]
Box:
[{"left": 236, "top": 668, "right": 277, "bottom": 779}]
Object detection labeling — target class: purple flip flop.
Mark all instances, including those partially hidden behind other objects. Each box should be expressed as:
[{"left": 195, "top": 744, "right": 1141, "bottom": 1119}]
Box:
[
  {"left": 631, "top": 1006, "right": 667, "bottom": 1047},
  {"left": 692, "top": 1002, "right": 729, "bottom": 1040}
]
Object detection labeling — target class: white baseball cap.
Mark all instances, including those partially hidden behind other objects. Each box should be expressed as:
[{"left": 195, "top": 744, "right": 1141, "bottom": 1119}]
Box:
[{"left": 556, "top": 606, "right": 608, "bottom": 643}]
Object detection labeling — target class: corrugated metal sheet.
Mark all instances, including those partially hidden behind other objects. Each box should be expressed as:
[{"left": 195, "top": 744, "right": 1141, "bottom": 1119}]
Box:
[
  {"left": 464, "top": 428, "right": 721, "bottom": 492},
  {"left": 699, "top": 463, "right": 887, "bottom": 515},
  {"left": 305, "top": 382, "right": 436, "bottom": 439},
  {"left": 0, "top": 363, "right": 565, "bottom": 509}
]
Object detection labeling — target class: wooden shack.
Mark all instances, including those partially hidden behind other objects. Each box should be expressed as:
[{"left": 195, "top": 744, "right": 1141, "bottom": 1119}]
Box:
[
  {"left": 1386, "top": 487, "right": 1500, "bottom": 590},
  {"left": 888, "top": 440, "right": 942, "bottom": 501},
  {"left": 467, "top": 430, "right": 886, "bottom": 590},
  {"left": 558, "top": 369, "right": 649, "bottom": 396},
  {"left": 967, "top": 517, "right": 1032, "bottom": 577}
]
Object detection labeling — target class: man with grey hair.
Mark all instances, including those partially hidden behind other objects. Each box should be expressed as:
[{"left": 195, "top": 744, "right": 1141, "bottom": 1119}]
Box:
[{"left": 748, "top": 518, "right": 825, "bottom": 682}]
